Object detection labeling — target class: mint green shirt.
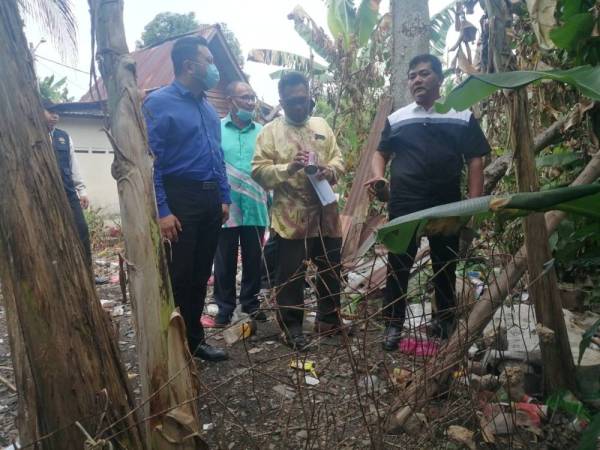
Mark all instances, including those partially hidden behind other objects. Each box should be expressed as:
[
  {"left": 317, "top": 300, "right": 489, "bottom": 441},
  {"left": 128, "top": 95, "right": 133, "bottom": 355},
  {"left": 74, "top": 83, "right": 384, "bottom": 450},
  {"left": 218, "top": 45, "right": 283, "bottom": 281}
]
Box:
[{"left": 221, "top": 115, "right": 269, "bottom": 228}]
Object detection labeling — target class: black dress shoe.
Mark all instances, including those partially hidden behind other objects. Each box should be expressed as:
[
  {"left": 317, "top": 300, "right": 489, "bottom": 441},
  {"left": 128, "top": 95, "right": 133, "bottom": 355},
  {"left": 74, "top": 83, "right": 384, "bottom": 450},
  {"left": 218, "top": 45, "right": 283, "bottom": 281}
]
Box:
[
  {"left": 248, "top": 310, "right": 267, "bottom": 322},
  {"left": 193, "top": 343, "right": 229, "bottom": 362},
  {"left": 427, "top": 319, "right": 455, "bottom": 340},
  {"left": 95, "top": 276, "right": 109, "bottom": 285},
  {"left": 284, "top": 331, "right": 310, "bottom": 351},
  {"left": 382, "top": 325, "right": 403, "bottom": 352}
]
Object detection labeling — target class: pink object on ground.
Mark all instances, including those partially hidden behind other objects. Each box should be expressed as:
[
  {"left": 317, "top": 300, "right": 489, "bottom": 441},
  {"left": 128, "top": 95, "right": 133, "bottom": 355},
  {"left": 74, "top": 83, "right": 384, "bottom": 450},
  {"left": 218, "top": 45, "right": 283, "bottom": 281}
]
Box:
[
  {"left": 399, "top": 338, "right": 439, "bottom": 357},
  {"left": 109, "top": 274, "right": 119, "bottom": 284},
  {"left": 200, "top": 315, "right": 216, "bottom": 328}
]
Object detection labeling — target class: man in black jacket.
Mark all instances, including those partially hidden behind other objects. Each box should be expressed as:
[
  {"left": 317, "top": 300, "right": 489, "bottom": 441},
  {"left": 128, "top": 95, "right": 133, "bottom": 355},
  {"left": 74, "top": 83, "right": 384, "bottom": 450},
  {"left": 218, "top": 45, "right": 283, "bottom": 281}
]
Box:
[
  {"left": 365, "top": 54, "right": 491, "bottom": 350},
  {"left": 43, "top": 99, "right": 94, "bottom": 269}
]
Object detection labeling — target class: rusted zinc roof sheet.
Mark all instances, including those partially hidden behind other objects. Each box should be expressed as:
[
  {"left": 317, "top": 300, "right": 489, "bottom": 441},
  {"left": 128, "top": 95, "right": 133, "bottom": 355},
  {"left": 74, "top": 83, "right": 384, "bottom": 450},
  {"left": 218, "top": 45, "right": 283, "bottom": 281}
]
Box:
[{"left": 80, "top": 25, "right": 246, "bottom": 118}]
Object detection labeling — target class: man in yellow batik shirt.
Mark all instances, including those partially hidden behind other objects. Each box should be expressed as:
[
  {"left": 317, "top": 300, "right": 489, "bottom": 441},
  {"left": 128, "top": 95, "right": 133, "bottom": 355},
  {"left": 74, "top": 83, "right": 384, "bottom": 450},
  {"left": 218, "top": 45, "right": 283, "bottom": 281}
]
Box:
[{"left": 252, "top": 71, "right": 345, "bottom": 350}]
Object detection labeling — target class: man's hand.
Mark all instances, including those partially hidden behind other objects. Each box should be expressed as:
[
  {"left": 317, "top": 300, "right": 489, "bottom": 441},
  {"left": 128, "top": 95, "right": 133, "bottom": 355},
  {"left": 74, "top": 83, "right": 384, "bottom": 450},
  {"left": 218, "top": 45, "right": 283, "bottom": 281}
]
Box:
[
  {"left": 287, "top": 149, "right": 309, "bottom": 174},
  {"left": 159, "top": 214, "right": 182, "bottom": 242},
  {"left": 316, "top": 166, "right": 335, "bottom": 184},
  {"left": 221, "top": 203, "right": 230, "bottom": 224},
  {"left": 79, "top": 195, "right": 90, "bottom": 209},
  {"left": 363, "top": 177, "right": 389, "bottom": 201}
]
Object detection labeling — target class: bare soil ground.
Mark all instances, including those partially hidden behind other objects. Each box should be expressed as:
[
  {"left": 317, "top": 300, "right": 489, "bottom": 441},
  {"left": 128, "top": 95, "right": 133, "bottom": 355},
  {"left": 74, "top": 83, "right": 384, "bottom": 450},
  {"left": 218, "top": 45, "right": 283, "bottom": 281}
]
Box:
[{"left": 0, "top": 253, "right": 586, "bottom": 449}]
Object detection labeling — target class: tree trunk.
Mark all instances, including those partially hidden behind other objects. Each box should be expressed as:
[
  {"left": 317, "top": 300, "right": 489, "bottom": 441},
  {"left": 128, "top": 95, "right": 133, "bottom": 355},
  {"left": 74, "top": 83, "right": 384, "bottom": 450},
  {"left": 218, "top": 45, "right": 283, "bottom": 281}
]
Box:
[
  {"left": 480, "top": 0, "right": 515, "bottom": 72},
  {"left": 0, "top": 1, "right": 145, "bottom": 448},
  {"left": 89, "top": 1, "right": 204, "bottom": 448},
  {"left": 510, "top": 88, "right": 576, "bottom": 393},
  {"left": 391, "top": 0, "right": 430, "bottom": 109}
]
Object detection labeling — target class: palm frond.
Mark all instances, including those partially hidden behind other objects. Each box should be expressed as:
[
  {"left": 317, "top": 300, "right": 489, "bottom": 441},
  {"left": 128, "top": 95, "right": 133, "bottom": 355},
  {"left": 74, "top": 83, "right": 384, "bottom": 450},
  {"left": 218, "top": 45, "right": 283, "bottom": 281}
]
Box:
[
  {"left": 18, "top": 0, "right": 77, "bottom": 59},
  {"left": 430, "top": 1, "right": 457, "bottom": 56}
]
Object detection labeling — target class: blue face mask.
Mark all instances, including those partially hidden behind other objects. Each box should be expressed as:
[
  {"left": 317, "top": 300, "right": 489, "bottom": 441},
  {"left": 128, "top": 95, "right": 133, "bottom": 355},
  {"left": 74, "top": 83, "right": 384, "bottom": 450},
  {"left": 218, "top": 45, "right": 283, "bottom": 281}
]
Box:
[
  {"left": 234, "top": 106, "right": 254, "bottom": 122},
  {"left": 203, "top": 63, "right": 220, "bottom": 90},
  {"left": 193, "top": 62, "right": 220, "bottom": 90}
]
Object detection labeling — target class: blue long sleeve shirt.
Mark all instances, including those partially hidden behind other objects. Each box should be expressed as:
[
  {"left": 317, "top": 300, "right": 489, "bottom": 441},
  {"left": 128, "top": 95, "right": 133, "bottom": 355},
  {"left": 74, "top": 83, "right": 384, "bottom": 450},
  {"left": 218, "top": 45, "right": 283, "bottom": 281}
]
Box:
[{"left": 143, "top": 80, "right": 231, "bottom": 218}]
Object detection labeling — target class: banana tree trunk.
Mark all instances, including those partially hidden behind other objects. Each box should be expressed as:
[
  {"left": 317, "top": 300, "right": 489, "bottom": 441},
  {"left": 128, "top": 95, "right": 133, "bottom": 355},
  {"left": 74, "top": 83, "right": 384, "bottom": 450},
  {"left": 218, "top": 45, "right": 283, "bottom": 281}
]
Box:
[
  {"left": 0, "top": 1, "right": 145, "bottom": 447},
  {"left": 89, "top": 1, "right": 204, "bottom": 448},
  {"left": 511, "top": 88, "right": 576, "bottom": 393},
  {"left": 391, "top": 0, "right": 430, "bottom": 108}
]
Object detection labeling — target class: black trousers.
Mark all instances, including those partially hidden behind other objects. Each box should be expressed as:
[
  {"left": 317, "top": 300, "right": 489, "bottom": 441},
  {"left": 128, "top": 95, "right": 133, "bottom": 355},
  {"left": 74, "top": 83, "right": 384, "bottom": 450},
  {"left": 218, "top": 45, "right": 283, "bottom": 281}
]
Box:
[
  {"left": 275, "top": 235, "right": 342, "bottom": 334},
  {"left": 384, "top": 230, "right": 459, "bottom": 326},
  {"left": 68, "top": 196, "right": 92, "bottom": 266},
  {"left": 164, "top": 179, "right": 222, "bottom": 349},
  {"left": 214, "top": 226, "right": 265, "bottom": 320},
  {"left": 260, "top": 232, "right": 278, "bottom": 289}
]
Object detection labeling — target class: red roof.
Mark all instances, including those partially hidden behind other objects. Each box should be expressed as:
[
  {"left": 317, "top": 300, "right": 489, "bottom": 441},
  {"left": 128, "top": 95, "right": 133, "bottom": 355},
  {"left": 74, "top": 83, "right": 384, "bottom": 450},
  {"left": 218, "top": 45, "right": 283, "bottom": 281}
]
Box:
[{"left": 80, "top": 25, "right": 247, "bottom": 117}]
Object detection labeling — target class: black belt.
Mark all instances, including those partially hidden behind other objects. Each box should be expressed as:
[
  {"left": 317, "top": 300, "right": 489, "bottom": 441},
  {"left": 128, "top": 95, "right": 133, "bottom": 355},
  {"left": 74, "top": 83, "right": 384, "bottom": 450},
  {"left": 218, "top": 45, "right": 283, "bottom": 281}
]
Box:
[
  {"left": 163, "top": 177, "right": 218, "bottom": 190},
  {"left": 197, "top": 181, "right": 218, "bottom": 190}
]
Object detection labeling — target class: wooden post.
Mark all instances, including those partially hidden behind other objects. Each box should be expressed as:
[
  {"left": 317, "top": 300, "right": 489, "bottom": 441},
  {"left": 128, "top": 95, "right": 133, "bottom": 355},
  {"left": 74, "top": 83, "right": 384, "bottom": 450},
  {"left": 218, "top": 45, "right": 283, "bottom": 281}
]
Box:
[
  {"left": 510, "top": 88, "right": 577, "bottom": 393},
  {"left": 0, "top": 0, "right": 145, "bottom": 447},
  {"left": 89, "top": 0, "right": 204, "bottom": 448}
]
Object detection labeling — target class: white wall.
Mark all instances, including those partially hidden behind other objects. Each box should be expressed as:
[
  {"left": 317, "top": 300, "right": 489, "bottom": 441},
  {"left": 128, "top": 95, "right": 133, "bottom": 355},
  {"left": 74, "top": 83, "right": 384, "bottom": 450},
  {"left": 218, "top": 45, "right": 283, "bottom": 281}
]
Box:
[{"left": 59, "top": 116, "right": 120, "bottom": 214}]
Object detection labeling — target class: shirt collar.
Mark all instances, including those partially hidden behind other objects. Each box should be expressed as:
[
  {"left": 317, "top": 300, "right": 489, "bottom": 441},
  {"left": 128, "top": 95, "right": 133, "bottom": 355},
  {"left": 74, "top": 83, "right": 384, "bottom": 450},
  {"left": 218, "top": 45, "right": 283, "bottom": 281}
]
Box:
[
  {"left": 412, "top": 101, "right": 439, "bottom": 114},
  {"left": 224, "top": 113, "right": 256, "bottom": 132},
  {"left": 171, "top": 80, "right": 205, "bottom": 100}
]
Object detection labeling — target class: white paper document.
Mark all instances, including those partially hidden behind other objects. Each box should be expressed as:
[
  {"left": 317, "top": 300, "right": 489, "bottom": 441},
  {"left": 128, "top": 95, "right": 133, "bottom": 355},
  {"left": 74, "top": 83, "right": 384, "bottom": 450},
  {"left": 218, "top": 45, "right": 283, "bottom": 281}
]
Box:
[{"left": 305, "top": 166, "right": 337, "bottom": 206}]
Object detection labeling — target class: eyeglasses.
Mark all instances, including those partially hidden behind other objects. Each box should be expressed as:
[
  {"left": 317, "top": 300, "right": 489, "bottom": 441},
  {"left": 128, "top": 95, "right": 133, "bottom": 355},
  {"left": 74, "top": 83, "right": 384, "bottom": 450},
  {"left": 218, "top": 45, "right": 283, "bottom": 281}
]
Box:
[
  {"left": 281, "top": 96, "right": 310, "bottom": 107},
  {"left": 232, "top": 95, "right": 256, "bottom": 102}
]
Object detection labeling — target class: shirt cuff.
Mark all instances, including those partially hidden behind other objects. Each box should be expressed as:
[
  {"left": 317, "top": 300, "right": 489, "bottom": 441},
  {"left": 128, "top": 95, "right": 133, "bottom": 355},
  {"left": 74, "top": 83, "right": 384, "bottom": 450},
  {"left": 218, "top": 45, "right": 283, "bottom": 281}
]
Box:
[
  {"left": 158, "top": 203, "right": 172, "bottom": 218},
  {"left": 220, "top": 191, "right": 232, "bottom": 204},
  {"left": 77, "top": 188, "right": 88, "bottom": 197}
]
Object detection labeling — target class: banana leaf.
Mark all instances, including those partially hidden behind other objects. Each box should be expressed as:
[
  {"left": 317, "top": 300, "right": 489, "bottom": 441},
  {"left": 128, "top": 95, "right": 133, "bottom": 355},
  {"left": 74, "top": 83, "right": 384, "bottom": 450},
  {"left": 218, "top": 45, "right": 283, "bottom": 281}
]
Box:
[
  {"left": 430, "top": 1, "right": 456, "bottom": 56},
  {"left": 288, "top": 5, "right": 337, "bottom": 62},
  {"left": 360, "top": 184, "right": 600, "bottom": 255},
  {"left": 247, "top": 49, "right": 327, "bottom": 74},
  {"left": 435, "top": 65, "right": 600, "bottom": 113},
  {"left": 327, "top": 0, "right": 356, "bottom": 48},
  {"left": 356, "top": 0, "right": 381, "bottom": 47}
]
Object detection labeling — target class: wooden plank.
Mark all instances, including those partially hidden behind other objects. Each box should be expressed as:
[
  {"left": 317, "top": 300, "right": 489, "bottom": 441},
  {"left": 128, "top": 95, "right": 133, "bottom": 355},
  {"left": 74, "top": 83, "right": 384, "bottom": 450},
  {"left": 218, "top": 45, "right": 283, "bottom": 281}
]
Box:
[{"left": 340, "top": 95, "right": 393, "bottom": 266}]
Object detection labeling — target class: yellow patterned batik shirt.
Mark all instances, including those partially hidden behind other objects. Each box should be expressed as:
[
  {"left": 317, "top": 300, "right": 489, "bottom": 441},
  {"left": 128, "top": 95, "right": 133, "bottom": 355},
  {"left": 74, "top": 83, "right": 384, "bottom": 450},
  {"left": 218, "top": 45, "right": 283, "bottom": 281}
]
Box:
[{"left": 251, "top": 116, "right": 344, "bottom": 240}]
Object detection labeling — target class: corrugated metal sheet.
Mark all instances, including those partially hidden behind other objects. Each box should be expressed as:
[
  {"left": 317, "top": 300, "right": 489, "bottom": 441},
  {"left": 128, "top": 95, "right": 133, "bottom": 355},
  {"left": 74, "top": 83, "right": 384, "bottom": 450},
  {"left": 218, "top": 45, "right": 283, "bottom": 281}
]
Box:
[{"left": 80, "top": 25, "right": 246, "bottom": 118}]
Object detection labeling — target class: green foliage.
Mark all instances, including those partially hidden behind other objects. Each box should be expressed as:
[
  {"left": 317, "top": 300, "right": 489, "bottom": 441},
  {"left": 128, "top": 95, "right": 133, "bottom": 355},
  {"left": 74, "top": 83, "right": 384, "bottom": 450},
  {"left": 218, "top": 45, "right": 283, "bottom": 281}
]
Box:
[
  {"left": 430, "top": 2, "right": 456, "bottom": 56},
  {"left": 436, "top": 66, "right": 600, "bottom": 113},
  {"left": 139, "top": 12, "right": 198, "bottom": 48},
  {"left": 536, "top": 151, "right": 582, "bottom": 169},
  {"left": 546, "top": 390, "right": 592, "bottom": 421},
  {"left": 551, "top": 0, "right": 600, "bottom": 65},
  {"left": 324, "top": 0, "right": 381, "bottom": 48},
  {"left": 578, "top": 412, "right": 600, "bottom": 450},
  {"left": 578, "top": 319, "right": 600, "bottom": 365},
  {"left": 355, "top": 0, "right": 381, "bottom": 47},
  {"left": 38, "top": 75, "right": 73, "bottom": 102},
  {"left": 247, "top": 49, "right": 327, "bottom": 75},
  {"left": 84, "top": 207, "right": 105, "bottom": 251},
  {"left": 371, "top": 185, "right": 600, "bottom": 255},
  {"left": 327, "top": 0, "right": 356, "bottom": 47}
]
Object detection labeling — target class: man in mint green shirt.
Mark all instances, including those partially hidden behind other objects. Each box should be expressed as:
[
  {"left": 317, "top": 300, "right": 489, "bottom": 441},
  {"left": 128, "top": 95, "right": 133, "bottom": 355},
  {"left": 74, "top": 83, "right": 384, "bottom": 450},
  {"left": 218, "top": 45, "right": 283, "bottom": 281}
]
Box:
[{"left": 214, "top": 81, "right": 269, "bottom": 326}]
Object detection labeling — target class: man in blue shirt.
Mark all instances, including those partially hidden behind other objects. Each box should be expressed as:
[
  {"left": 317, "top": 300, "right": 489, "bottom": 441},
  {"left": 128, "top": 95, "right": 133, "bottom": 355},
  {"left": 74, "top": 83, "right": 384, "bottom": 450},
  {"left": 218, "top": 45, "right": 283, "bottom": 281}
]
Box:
[
  {"left": 143, "top": 36, "right": 230, "bottom": 362},
  {"left": 213, "top": 81, "right": 269, "bottom": 326}
]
